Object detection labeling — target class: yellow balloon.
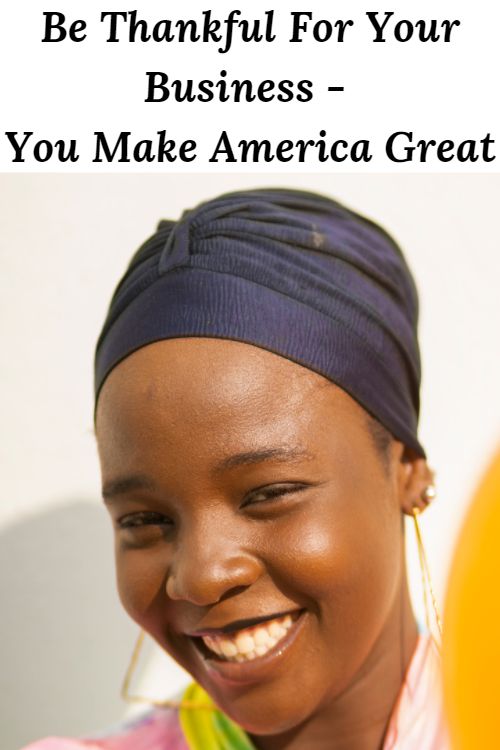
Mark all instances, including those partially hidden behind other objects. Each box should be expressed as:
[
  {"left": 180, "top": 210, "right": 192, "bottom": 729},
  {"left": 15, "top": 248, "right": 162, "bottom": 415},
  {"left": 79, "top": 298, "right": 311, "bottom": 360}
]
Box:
[{"left": 443, "top": 448, "right": 500, "bottom": 749}]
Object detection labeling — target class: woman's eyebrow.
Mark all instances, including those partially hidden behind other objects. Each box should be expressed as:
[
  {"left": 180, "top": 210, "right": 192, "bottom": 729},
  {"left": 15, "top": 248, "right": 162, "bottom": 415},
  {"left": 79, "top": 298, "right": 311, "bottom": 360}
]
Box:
[
  {"left": 213, "top": 446, "right": 315, "bottom": 473},
  {"left": 102, "top": 474, "right": 156, "bottom": 502},
  {"left": 102, "top": 447, "right": 314, "bottom": 501}
]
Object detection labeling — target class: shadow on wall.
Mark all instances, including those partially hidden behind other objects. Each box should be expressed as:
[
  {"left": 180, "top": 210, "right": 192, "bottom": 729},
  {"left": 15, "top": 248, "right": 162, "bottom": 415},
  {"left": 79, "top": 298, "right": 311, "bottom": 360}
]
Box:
[{"left": 0, "top": 501, "right": 136, "bottom": 750}]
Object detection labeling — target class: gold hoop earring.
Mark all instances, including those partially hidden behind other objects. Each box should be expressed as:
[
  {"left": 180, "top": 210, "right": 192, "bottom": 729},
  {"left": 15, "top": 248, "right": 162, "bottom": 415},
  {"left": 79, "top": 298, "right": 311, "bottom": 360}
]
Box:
[
  {"left": 412, "top": 486, "right": 443, "bottom": 645},
  {"left": 121, "top": 629, "right": 214, "bottom": 710}
]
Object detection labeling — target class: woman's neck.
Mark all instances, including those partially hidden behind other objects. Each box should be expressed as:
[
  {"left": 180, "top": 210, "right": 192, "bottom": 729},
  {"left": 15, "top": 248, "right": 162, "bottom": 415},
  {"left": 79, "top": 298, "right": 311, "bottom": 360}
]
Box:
[{"left": 250, "top": 580, "right": 418, "bottom": 750}]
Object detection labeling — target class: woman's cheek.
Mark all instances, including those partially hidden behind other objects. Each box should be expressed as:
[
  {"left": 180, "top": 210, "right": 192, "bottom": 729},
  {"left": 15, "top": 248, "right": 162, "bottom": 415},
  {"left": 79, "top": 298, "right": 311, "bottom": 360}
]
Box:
[
  {"left": 270, "top": 500, "right": 399, "bottom": 615},
  {"left": 259, "top": 502, "right": 346, "bottom": 608},
  {"left": 114, "top": 542, "right": 168, "bottom": 625}
]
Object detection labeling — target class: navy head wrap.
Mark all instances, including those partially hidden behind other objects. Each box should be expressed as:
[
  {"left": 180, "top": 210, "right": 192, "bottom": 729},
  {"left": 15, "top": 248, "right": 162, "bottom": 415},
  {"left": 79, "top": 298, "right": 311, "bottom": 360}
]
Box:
[{"left": 94, "top": 188, "right": 424, "bottom": 456}]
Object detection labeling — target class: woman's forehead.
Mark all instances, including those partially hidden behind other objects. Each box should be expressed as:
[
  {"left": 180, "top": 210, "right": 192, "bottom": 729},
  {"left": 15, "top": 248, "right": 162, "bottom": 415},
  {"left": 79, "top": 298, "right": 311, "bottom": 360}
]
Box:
[
  {"left": 98, "top": 338, "right": 329, "bottom": 410},
  {"left": 95, "top": 338, "right": 364, "bottom": 455}
]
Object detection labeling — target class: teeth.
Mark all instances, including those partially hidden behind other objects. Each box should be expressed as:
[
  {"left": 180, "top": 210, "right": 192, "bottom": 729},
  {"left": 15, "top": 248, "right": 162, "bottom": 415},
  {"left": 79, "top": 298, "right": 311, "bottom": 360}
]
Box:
[
  {"left": 200, "top": 613, "right": 298, "bottom": 663},
  {"left": 203, "top": 636, "right": 221, "bottom": 655},
  {"left": 253, "top": 629, "right": 271, "bottom": 647},
  {"left": 235, "top": 633, "right": 255, "bottom": 654},
  {"left": 220, "top": 640, "right": 238, "bottom": 658},
  {"left": 268, "top": 621, "right": 286, "bottom": 638}
]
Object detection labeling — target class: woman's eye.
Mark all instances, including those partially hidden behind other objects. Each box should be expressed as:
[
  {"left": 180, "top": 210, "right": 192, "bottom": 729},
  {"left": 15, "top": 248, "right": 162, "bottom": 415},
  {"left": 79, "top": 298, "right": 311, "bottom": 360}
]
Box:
[
  {"left": 243, "top": 484, "right": 308, "bottom": 507},
  {"left": 117, "top": 511, "right": 173, "bottom": 530}
]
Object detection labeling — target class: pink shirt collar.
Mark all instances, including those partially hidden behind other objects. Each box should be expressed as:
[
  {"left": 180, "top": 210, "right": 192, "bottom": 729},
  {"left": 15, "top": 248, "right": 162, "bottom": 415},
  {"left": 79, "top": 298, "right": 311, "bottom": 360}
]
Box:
[{"left": 383, "top": 634, "right": 449, "bottom": 750}]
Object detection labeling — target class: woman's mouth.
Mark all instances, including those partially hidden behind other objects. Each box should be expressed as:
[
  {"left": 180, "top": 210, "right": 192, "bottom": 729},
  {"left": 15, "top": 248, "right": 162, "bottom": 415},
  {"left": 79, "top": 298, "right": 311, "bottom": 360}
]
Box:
[
  {"left": 200, "top": 612, "right": 299, "bottom": 663},
  {"left": 187, "top": 609, "right": 307, "bottom": 685}
]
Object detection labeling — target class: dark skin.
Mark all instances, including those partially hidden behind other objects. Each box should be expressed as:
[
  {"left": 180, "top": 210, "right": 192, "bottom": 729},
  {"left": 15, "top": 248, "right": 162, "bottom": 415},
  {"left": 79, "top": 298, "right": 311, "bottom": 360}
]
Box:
[{"left": 95, "top": 338, "right": 433, "bottom": 750}]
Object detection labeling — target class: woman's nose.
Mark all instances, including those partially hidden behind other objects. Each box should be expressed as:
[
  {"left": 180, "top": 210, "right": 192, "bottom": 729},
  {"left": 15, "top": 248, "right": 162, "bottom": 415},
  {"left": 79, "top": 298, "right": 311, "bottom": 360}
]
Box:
[{"left": 165, "top": 527, "right": 262, "bottom": 606}]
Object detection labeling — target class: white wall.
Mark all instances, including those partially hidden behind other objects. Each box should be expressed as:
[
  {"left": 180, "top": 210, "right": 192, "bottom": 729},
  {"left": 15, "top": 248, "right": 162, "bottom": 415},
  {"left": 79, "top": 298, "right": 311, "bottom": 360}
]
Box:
[{"left": 1, "top": 174, "right": 499, "bottom": 749}]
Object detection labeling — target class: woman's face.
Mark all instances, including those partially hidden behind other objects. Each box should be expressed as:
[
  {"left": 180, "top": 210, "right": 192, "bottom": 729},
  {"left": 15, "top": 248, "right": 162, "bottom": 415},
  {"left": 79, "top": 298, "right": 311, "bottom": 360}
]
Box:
[{"left": 96, "top": 338, "right": 410, "bottom": 735}]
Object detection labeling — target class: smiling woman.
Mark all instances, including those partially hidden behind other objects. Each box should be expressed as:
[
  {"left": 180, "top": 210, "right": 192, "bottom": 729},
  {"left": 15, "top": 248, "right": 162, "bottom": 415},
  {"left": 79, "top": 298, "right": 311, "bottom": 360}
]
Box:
[{"left": 23, "top": 189, "right": 448, "bottom": 750}]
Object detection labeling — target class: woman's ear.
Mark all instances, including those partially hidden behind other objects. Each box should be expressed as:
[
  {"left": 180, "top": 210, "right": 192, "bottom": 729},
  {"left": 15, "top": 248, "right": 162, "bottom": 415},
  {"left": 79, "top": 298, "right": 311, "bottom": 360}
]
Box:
[{"left": 391, "top": 442, "right": 435, "bottom": 516}]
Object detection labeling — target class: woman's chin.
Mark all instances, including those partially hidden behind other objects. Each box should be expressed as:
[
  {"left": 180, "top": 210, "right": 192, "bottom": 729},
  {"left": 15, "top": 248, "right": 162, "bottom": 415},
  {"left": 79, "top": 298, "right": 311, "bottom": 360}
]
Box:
[{"left": 214, "top": 691, "right": 314, "bottom": 737}]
